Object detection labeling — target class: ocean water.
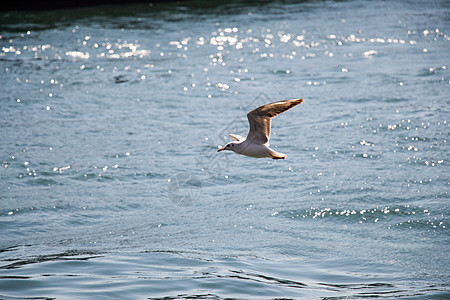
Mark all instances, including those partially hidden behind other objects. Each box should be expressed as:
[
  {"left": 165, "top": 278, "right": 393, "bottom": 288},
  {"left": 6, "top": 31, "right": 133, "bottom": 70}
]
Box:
[{"left": 0, "top": 0, "right": 449, "bottom": 298}]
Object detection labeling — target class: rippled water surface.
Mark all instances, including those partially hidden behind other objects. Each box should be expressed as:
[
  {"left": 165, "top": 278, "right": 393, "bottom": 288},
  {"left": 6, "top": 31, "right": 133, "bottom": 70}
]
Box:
[{"left": 1, "top": 0, "right": 449, "bottom": 298}]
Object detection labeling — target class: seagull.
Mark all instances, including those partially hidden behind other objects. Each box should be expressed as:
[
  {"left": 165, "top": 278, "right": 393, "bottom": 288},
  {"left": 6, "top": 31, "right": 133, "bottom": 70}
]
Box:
[{"left": 217, "top": 98, "right": 303, "bottom": 159}]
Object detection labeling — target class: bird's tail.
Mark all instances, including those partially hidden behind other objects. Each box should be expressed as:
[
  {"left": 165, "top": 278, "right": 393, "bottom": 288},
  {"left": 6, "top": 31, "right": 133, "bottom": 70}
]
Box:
[{"left": 269, "top": 149, "right": 287, "bottom": 160}]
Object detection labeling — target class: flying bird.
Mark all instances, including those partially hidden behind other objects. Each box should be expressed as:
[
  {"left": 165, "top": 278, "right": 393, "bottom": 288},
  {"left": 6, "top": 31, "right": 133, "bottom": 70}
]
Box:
[{"left": 217, "top": 98, "right": 303, "bottom": 159}]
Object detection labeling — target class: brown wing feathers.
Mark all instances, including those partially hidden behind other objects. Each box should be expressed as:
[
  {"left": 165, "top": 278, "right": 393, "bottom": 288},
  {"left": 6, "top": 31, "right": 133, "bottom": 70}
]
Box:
[
  {"left": 250, "top": 99, "right": 304, "bottom": 118},
  {"left": 245, "top": 99, "right": 303, "bottom": 144}
]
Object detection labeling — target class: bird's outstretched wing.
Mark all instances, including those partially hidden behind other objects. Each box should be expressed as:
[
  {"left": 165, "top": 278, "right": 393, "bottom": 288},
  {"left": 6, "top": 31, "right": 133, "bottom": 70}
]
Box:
[
  {"left": 246, "top": 98, "right": 303, "bottom": 144},
  {"left": 229, "top": 134, "right": 246, "bottom": 142}
]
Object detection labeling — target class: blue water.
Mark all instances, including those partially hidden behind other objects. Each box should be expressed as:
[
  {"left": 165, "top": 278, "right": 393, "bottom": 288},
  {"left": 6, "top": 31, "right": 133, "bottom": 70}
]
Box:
[{"left": 1, "top": 0, "right": 449, "bottom": 298}]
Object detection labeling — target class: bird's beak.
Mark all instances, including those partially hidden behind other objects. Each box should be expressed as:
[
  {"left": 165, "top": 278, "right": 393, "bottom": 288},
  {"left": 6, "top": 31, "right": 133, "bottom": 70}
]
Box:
[{"left": 217, "top": 147, "right": 225, "bottom": 152}]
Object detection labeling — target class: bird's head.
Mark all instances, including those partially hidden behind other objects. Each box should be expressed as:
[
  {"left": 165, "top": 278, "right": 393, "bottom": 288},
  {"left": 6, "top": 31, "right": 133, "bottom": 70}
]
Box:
[{"left": 217, "top": 142, "right": 237, "bottom": 152}]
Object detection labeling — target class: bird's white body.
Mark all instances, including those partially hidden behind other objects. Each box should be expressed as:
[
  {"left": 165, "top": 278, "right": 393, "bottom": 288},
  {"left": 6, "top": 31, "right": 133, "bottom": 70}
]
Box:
[
  {"left": 217, "top": 98, "right": 303, "bottom": 160},
  {"left": 229, "top": 140, "right": 286, "bottom": 159}
]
